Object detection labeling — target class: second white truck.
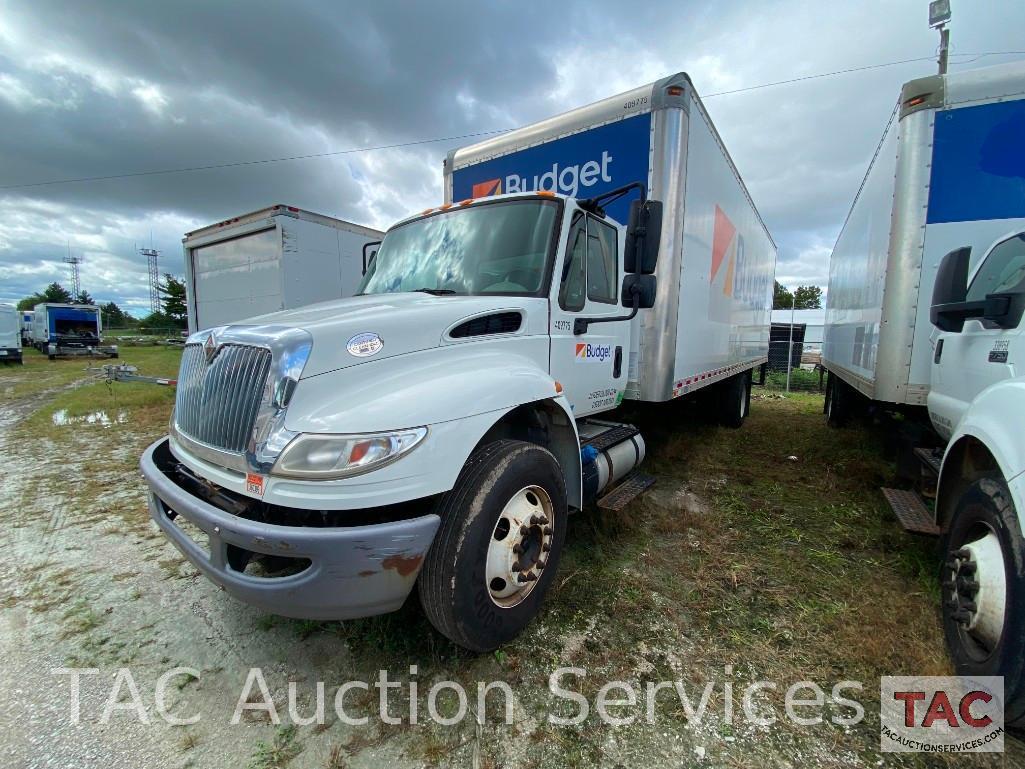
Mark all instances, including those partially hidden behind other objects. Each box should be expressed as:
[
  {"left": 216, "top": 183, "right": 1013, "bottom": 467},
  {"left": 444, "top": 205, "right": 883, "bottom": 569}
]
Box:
[
  {"left": 823, "top": 61, "right": 1025, "bottom": 727},
  {"left": 141, "top": 73, "right": 775, "bottom": 652}
]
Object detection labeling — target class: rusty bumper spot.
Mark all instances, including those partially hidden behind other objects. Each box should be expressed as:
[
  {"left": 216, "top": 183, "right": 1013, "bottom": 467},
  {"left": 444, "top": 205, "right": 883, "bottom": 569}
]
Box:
[{"left": 381, "top": 553, "right": 424, "bottom": 577}]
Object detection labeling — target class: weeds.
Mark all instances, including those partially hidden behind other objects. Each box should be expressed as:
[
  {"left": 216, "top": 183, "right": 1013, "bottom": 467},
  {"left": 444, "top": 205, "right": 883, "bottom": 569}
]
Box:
[{"left": 249, "top": 725, "right": 303, "bottom": 769}]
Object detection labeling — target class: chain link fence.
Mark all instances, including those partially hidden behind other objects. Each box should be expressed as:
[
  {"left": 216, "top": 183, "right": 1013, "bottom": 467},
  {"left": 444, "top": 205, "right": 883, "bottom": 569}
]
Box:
[{"left": 763, "top": 338, "right": 826, "bottom": 393}]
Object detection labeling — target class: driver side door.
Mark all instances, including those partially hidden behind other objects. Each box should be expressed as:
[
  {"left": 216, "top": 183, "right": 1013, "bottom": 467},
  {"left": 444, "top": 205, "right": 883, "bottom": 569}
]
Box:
[{"left": 549, "top": 211, "right": 631, "bottom": 416}]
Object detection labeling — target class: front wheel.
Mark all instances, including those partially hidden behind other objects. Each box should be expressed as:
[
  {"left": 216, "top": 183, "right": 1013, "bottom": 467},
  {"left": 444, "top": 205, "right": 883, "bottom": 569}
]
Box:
[
  {"left": 418, "top": 440, "right": 567, "bottom": 652},
  {"left": 941, "top": 477, "right": 1025, "bottom": 728}
]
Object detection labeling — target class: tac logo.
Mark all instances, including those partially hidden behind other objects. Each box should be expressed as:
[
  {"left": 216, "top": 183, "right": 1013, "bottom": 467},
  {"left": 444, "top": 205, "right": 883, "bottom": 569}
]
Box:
[
  {"left": 575, "top": 342, "right": 612, "bottom": 363},
  {"left": 880, "top": 676, "right": 1004, "bottom": 753},
  {"left": 472, "top": 178, "right": 501, "bottom": 197}
]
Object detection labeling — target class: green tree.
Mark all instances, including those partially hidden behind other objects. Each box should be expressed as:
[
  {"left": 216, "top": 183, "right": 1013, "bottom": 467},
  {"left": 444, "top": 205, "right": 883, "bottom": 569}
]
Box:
[
  {"left": 772, "top": 281, "right": 794, "bottom": 310},
  {"left": 159, "top": 274, "right": 188, "bottom": 325},
  {"left": 793, "top": 285, "right": 823, "bottom": 309},
  {"left": 18, "top": 282, "right": 72, "bottom": 310},
  {"left": 100, "top": 301, "right": 130, "bottom": 328},
  {"left": 75, "top": 289, "right": 95, "bottom": 305}
]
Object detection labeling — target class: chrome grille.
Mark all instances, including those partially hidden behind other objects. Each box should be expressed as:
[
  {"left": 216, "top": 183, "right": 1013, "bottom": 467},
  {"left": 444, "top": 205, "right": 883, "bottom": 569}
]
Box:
[{"left": 174, "top": 343, "right": 272, "bottom": 453}]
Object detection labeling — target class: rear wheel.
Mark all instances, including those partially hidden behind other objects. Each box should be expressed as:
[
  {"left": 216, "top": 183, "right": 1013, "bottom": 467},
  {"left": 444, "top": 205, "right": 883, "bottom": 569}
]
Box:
[
  {"left": 718, "top": 372, "right": 751, "bottom": 428},
  {"left": 941, "top": 477, "right": 1025, "bottom": 728},
  {"left": 825, "top": 372, "right": 851, "bottom": 427},
  {"left": 418, "top": 440, "right": 567, "bottom": 652}
]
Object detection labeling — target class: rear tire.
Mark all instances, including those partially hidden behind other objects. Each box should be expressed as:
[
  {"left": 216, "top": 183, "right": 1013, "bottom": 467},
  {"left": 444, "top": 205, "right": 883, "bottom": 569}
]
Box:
[
  {"left": 825, "top": 372, "right": 851, "bottom": 427},
  {"left": 941, "top": 477, "right": 1025, "bottom": 728},
  {"left": 718, "top": 371, "right": 751, "bottom": 429},
  {"left": 418, "top": 440, "right": 568, "bottom": 652}
]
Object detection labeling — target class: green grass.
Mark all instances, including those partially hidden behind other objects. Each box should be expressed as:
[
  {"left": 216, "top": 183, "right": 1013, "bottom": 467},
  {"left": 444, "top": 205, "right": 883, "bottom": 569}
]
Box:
[{"left": 249, "top": 725, "right": 303, "bottom": 769}]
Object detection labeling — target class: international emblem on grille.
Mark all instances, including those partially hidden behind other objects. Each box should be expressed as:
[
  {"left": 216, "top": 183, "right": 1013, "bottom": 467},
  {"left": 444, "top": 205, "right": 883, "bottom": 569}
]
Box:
[{"left": 204, "top": 332, "right": 218, "bottom": 362}]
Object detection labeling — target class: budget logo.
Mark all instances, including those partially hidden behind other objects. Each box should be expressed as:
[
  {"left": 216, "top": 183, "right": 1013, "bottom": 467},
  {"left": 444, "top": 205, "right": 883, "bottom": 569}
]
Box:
[
  {"left": 880, "top": 676, "right": 1004, "bottom": 753},
  {"left": 575, "top": 342, "right": 611, "bottom": 363},
  {"left": 472, "top": 178, "right": 502, "bottom": 197},
  {"left": 710, "top": 205, "right": 736, "bottom": 298}
]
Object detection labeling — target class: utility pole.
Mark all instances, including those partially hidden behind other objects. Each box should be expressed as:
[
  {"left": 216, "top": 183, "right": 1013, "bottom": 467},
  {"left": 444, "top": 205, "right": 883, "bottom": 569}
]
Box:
[{"left": 929, "top": 0, "right": 952, "bottom": 75}]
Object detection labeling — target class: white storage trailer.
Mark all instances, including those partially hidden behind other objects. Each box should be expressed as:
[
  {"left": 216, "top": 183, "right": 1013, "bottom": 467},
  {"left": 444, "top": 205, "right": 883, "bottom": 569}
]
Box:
[
  {"left": 0, "top": 304, "right": 22, "bottom": 364},
  {"left": 20, "top": 310, "right": 33, "bottom": 346},
  {"left": 182, "top": 205, "right": 383, "bottom": 334},
  {"left": 445, "top": 72, "right": 776, "bottom": 404},
  {"left": 141, "top": 72, "right": 775, "bottom": 652},
  {"left": 823, "top": 62, "right": 1025, "bottom": 413}
]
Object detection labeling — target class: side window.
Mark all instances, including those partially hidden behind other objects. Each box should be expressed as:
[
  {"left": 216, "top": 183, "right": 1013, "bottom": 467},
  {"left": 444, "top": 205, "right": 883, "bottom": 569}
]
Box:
[
  {"left": 967, "top": 233, "right": 1025, "bottom": 302},
  {"left": 587, "top": 217, "right": 618, "bottom": 304},
  {"left": 559, "top": 213, "right": 587, "bottom": 312}
]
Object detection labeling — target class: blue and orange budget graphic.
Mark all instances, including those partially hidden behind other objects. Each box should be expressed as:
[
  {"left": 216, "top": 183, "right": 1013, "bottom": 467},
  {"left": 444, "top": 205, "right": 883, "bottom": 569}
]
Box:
[
  {"left": 471, "top": 178, "right": 502, "bottom": 197},
  {"left": 710, "top": 204, "right": 737, "bottom": 298}
]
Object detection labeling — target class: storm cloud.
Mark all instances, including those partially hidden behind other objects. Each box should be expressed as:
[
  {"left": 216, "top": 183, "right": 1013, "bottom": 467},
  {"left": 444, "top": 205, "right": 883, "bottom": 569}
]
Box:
[{"left": 0, "top": 0, "right": 1022, "bottom": 314}]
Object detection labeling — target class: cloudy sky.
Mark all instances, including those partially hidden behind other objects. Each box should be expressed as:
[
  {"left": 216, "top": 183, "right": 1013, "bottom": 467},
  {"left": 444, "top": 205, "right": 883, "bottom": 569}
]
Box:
[{"left": 0, "top": 0, "right": 1022, "bottom": 315}]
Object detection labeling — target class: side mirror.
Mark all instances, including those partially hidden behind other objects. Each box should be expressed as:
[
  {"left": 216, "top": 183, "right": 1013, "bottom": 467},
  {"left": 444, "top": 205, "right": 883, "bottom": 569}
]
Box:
[
  {"left": 622, "top": 273, "right": 657, "bottom": 309},
  {"left": 931, "top": 246, "right": 981, "bottom": 332},
  {"left": 624, "top": 200, "right": 663, "bottom": 274},
  {"left": 362, "top": 240, "right": 382, "bottom": 275}
]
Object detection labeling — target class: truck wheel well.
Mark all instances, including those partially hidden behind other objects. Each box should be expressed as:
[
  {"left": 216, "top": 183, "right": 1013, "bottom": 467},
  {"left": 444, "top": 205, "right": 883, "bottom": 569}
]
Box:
[
  {"left": 474, "top": 401, "right": 581, "bottom": 510},
  {"left": 937, "top": 436, "right": 1002, "bottom": 531}
]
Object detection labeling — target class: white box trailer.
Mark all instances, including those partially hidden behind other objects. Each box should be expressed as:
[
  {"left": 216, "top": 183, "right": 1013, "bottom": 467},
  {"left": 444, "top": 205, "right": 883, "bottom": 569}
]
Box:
[
  {"left": 182, "top": 205, "right": 383, "bottom": 334},
  {"left": 0, "top": 303, "right": 22, "bottom": 364},
  {"left": 444, "top": 72, "right": 776, "bottom": 403},
  {"left": 20, "top": 309, "right": 33, "bottom": 347},
  {"left": 823, "top": 62, "right": 1025, "bottom": 409}
]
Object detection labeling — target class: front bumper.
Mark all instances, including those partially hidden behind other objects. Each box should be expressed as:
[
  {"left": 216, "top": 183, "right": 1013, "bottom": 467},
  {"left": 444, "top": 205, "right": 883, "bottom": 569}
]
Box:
[
  {"left": 0, "top": 348, "right": 21, "bottom": 362},
  {"left": 140, "top": 437, "right": 440, "bottom": 620}
]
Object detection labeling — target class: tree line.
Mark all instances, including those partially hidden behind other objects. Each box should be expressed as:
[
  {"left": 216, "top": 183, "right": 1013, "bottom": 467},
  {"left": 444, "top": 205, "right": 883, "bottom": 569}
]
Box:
[
  {"left": 16, "top": 274, "right": 189, "bottom": 328},
  {"left": 773, "top": 281, "right": 823, "bottom": 310}
]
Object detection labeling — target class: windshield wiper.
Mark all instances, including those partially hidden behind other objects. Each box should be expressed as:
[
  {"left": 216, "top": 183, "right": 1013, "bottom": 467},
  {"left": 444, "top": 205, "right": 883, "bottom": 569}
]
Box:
[{"left": 413, "top": 288, "right": 457, "bottom": 295}]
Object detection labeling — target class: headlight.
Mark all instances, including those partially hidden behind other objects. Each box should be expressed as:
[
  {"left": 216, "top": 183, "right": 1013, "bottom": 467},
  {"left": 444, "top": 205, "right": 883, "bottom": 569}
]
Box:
[{"left": 272, "top": 427, "right": 428, "bottom": 479}]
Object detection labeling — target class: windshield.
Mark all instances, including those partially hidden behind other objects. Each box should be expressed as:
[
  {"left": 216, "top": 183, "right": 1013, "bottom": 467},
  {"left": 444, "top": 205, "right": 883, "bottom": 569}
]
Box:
[{"left": 358, "top": 199, "right": 559, "bottom": 296}]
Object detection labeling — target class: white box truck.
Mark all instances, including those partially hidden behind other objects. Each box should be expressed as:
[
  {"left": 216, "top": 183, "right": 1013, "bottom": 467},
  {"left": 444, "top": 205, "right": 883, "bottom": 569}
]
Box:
[
  {"left": 182, "top": 205, "right": 383, "bottom": 334},
  {"left": 823, "top": 61, "right": 1025, "bottom": 727},
  {"left": 31, "top": 303, "right": 117, "bottom": 359},
  {"left": 0, "top": 304, "right": 22, "bottom": 364},
  {"left": 141, "top": 72, "right": 775, "bottom": 652}
]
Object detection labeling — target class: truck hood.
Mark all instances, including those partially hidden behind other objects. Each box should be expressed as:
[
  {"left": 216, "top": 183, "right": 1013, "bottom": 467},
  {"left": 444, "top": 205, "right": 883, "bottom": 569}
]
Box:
[{"left": 239, "top": 293, "right": 549, "bottom": 379}]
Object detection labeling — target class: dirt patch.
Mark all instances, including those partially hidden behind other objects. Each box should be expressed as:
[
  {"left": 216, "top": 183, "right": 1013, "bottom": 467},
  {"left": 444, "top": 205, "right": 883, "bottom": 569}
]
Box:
[{"left": 0, "top": 355, "right": 1020, "bottom": 767}]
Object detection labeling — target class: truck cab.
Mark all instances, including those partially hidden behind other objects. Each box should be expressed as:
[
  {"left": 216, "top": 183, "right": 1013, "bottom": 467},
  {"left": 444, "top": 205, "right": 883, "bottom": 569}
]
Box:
[
  {"left": 142, "top": 189, "right": 663, "bottom": 652},
  {"left": 928, "top": 232, "right": 1025, "bottom": 727}
]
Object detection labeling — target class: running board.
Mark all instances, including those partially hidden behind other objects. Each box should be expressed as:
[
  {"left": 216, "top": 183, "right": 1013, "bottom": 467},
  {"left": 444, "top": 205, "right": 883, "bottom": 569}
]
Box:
[
  {"left": 881, "top": 488, "right": 941, "bottom": 536},
  {"left": 597, "top": 471, "right": 655, "bottom": 512}
]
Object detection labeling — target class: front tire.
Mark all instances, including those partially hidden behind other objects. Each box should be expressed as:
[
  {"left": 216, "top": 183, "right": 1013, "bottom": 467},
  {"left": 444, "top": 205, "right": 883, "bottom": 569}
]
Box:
[
  {"left": 418, "top": 440, "right": 568, "bottom": 652},
  {"left": 941, "top": 477, "right": 1025, "bottom": 728}
]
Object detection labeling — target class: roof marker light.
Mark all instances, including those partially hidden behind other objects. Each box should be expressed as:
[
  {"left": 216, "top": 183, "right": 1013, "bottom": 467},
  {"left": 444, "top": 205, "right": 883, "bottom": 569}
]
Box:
[{"left": 666, "top": 85, "right": 684, "bottom": 96}]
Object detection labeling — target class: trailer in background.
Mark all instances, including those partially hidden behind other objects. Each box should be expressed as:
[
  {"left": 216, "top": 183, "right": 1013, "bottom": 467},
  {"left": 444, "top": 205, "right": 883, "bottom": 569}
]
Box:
[
  {"left": 0, "top": 304, "right": 22, "bottom": 364},
  {"left": 182, "top": 205, "right": 383, "bottom": 334},
  {"left": 20, "top": 310, "right": 33, "bottom": 347},
  {"left": 31, "top": 303, "right": 117, "bottom": 359}
]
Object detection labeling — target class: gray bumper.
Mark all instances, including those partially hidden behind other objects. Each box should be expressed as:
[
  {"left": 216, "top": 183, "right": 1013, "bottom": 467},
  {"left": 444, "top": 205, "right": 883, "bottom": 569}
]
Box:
[{"left": 140, "top": 438, "right": 440, "bottom": 620}]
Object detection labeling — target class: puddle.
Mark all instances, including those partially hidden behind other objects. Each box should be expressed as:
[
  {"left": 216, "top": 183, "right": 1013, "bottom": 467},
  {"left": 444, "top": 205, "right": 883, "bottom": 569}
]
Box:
[{"left": 51, "top": 409, "right": 129, "bottom": 428}]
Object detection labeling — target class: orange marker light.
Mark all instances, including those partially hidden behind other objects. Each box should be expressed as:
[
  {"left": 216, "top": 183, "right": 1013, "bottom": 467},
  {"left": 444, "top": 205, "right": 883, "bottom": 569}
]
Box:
[
  {"left": 537, "top": 190, "right": 556, "bottom": 197},
  {"left": 459, "top": 199, "right": 474, "bottom": 206},
  {"left": 421, "top": 208, "right": 434, "bottom": 216},
  {"left": 666, "top": 85, "right": 684, "bottom": 96},
  {"left": 554, "top": 381, "right": 563, "bottom": 393},
  {"left": 440, "top": 203, "right": 453, "bottom": 210}
]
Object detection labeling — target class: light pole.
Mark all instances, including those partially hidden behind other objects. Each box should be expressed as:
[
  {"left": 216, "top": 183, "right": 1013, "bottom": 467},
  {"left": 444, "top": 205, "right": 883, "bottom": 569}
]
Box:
[
  {"left": 786, "top": 286, "right": 796, "bottom": 393},
  {"left": 929, "top": 0, "right": 952, "bottom": 75}
]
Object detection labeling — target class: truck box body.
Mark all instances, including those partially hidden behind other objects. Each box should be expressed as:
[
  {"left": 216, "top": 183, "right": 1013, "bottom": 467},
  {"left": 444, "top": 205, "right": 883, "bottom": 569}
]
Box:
[
  {"left": 32, "top": 303, "right": 102, "bottom": 346},
  {"left": 182, "top": 205, "right": 383, "bottom": 334},
  {"left": 0, "top": 303, "right": 21, "bottom": 362},
  {"left": 20, "top": 310, "right": 33, "bottom": 345},
  {"left": 445, "top": 73, "right": 776, "bottom": 402},
  {"left": 823, "top": 62, "right": 1025, "bottom": 406}
]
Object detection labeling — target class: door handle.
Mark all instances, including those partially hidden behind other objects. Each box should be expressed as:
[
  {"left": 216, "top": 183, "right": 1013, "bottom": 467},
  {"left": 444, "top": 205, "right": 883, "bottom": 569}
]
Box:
[
  {"left": 613, "top": 346, "right": 623, "bottom": 378},
  {"left": 934, "top": 338, "right": 944, "bottom": 364}
]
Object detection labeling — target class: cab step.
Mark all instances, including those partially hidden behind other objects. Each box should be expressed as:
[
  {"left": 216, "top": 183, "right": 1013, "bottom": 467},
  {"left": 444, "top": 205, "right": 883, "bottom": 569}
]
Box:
[
  {"left": 881, "top": 487, "right": 941, "bottom": 536},
  {"left": 914, "top": 447, "right": 943, "bottom": 477},
  {"left": 597, "top": 470, "right": 656, "bottom": 512},
  {"left": 580, "top": 424, "right": 639, "bottom": 453}
]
